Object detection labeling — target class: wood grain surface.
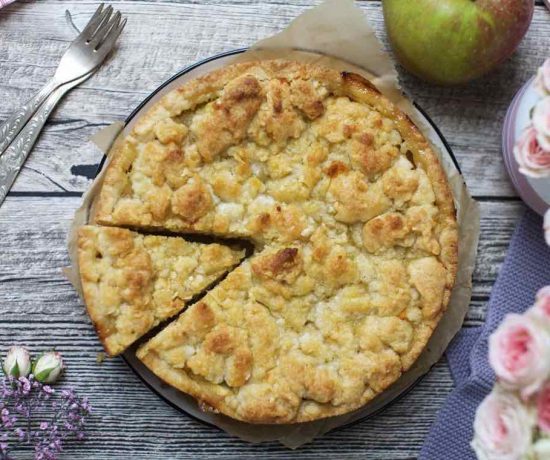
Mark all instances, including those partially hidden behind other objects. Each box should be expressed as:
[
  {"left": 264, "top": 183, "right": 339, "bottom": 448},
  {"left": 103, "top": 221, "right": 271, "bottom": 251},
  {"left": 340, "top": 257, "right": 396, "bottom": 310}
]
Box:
[{"left": 0, "top": 0, "right": 548, "bottom": 458}]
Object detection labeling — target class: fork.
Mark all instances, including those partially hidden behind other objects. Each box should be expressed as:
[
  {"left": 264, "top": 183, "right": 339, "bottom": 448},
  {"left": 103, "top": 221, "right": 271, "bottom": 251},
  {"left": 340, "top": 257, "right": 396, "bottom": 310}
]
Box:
[
  {"left": 0, "top": 72, "right": 95, "bottom": 205},
  {"left": 0, "top": 4, "right": 126, "bottom": 205},
  {"left": 0, "top": 3, "right": 126, "bottom": 154}
]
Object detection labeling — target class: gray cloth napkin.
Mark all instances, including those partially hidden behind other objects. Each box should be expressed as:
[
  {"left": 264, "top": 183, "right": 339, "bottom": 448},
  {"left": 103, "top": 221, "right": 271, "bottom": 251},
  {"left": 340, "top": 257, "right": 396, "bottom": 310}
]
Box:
[{"left": 420, "top": 210, "right": 550, "bottom": 460}]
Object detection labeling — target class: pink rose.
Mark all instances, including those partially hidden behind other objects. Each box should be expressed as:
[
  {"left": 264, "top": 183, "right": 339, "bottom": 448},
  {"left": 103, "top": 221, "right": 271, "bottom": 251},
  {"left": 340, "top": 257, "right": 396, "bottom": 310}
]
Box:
[
  {"left": 529, "top": 286, "right": 550, "bottom": 322},
  {"left": 535, "top": 59, "right": 550, "bottom": 96},
  {"left": 514, "top": 126, "right": 550, "bottom": 178},
  {"left": 537, "top": 382, "right": 550, "bottom": 433},
  {"left": 533, "top": 97, "right": 550, "bottom": 152},
  {"left": 545, "top": 209, "right": 550, "bottom": 247},
  {"left": 471, "top": 387, "right": 534, "bottom": 460},
  {"left": 489, "top": 314, "right": 550, "bottom": 398}
]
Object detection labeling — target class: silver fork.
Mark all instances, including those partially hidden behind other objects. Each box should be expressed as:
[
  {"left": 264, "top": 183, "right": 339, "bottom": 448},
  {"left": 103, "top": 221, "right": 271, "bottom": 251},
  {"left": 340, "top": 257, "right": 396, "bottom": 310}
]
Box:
[
  {"left": 0, "top": 5, "right": 126, "bottom": 205},
  {"left": 0, "top": 3, "right": 126, "bottom": 154}
]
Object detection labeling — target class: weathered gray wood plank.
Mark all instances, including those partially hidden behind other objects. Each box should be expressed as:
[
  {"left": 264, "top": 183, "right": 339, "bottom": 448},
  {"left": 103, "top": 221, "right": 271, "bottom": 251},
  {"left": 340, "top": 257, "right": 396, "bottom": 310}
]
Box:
[
  {"left": 0, "top": 0, "right": 545, "bottom": 458},
  {"left": 0, "top": 1, "right": 548, "bottom": 196}
]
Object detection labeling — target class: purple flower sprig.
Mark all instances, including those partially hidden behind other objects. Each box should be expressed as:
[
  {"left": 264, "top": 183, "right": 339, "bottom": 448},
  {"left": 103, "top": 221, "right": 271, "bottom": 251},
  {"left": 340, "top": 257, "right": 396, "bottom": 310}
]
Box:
[
  {"left": 1, "top": 347, "right": 91, "bottom": 460},
  {"left": 32, "top": 387, "right": 91, "bottom": 460}
]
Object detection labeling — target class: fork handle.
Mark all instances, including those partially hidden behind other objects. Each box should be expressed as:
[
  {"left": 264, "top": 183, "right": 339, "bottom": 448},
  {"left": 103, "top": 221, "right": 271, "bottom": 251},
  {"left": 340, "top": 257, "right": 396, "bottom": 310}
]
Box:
[
  {"left": 0, "top": 83, "right": 69, "bottom": 206},
  {"left": 0, "top": 78, "right": 59, "bottom": 154}
]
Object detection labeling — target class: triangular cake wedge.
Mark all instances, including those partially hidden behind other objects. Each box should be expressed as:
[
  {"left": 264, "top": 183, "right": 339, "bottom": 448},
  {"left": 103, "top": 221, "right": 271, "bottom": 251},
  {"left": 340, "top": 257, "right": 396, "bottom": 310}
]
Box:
[{"left": 77, "top": 225, "right": 245, "bottom": 356}]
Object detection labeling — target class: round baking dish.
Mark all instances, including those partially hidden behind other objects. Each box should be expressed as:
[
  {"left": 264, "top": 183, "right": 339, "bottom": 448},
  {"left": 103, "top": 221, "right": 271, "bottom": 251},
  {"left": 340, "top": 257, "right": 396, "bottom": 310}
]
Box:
[{"left": 93, "top": 48, "right": 461, "bottom": 437}]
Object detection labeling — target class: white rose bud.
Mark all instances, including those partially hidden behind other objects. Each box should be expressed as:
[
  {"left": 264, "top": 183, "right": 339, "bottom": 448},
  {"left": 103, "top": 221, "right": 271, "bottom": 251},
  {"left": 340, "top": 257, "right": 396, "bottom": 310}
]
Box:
[
  {"left": 2, "top": 346, "right": 31, "bottom": 378},
  {"left": 33, "top": 351, "right": 64, "bottom": 384}
]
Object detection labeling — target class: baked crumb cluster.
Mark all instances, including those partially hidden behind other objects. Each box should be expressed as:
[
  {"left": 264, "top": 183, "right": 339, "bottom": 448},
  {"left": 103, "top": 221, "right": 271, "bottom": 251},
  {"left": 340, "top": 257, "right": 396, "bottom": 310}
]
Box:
[{"left": 85, "top": 60, "right": 458, "bottom": 423}]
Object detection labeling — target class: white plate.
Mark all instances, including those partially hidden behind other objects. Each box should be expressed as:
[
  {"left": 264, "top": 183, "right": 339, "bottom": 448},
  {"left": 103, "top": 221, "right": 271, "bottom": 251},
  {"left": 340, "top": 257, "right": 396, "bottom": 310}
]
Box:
[{"left": 502, "top": 77, "right": 550, "bottom": 216}]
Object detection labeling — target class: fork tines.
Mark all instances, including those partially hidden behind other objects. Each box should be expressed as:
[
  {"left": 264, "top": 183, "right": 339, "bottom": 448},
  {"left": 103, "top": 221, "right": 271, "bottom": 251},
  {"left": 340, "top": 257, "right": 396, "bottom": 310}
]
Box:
[{"left": 80, "top": 4, "right": 127, "bottom": 51}]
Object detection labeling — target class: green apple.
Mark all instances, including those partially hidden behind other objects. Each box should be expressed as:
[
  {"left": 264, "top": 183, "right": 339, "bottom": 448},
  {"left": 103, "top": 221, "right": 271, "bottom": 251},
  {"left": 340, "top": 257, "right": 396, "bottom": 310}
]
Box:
[{"left": 382, "top": 0, "right": 534, "bottom": 85}]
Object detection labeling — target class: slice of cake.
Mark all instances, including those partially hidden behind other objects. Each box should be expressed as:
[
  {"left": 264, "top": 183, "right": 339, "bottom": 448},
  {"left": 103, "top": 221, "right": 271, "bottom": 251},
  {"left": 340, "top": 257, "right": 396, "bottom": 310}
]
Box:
[{"left": 77, "top": 225, "right": 245, "bottom": 356}]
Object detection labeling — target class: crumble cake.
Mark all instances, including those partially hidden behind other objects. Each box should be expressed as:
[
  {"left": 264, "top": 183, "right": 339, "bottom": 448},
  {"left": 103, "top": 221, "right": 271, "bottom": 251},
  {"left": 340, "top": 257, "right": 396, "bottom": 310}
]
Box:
[
  {"left": 86, "top": 60, "right": 457, "bottom": 422},
  {"left": 77, "top": 225, "right": 244, "bottom": 356}
]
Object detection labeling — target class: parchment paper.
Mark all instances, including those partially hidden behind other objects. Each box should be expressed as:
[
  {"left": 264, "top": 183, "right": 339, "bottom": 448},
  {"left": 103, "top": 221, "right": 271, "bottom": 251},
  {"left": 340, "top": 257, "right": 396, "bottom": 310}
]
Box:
[{"left": 65, "top": 0, "right": 480, "bottom": 448}]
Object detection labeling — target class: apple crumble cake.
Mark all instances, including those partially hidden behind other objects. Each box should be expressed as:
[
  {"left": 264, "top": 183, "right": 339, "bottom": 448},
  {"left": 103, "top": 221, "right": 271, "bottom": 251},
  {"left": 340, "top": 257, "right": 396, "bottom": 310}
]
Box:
[{"left": 83, "top": 60, "right": 458, "bottom": 423}]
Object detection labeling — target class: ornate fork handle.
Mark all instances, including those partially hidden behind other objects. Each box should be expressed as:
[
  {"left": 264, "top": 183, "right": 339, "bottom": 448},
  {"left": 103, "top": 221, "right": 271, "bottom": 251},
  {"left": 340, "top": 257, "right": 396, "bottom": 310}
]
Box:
[
  {"left": 0, "top": 82, "right": 81, "bottom": 206},
  {"left": 0, "top": 70, "right": 93, "bottom": 205},
  {"left": 0, "top": 88, "right": 65, "bottom": 204},
  {"left": 0, "top": 78, "right": 59, "bottom": 154}
]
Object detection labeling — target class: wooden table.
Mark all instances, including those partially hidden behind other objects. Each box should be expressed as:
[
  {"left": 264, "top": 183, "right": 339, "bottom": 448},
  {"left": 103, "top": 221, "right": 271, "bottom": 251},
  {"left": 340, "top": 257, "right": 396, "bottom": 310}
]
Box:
[{"left": 0, "top": 1, "right": 548, "bottom": 458}]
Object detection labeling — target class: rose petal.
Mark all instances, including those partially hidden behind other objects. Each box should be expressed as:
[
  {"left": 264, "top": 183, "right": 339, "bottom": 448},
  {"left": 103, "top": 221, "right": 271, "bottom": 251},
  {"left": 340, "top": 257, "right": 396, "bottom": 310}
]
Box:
[
  {"left": 513, "top": 126, "right": 550, "bottom": 178},
  {"left": 535, "top": 59, "right": 550, "bottom": 96},
  {"left": 533, "top": 97, "right": 550, "bottom": 151},
  {"left": 529, "top": 285, "right": 550, "bottom": 322},
  {"left": 538, "top": 381, "right": 550, "bottom": 433}
]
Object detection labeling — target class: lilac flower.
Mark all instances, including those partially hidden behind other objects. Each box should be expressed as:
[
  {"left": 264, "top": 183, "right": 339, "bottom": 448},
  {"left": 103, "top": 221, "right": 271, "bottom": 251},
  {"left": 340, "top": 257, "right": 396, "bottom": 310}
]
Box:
[
  {"left": 42, "top": 386, "right": 53, "bottom": 396},
  {"left": 0, "top": 374, "right": 91, "bottom": 459},
  {"left": 20, "top": 377, "right": 31, "bottom": 395},
  {"left": 14, "top": 428, "right": 25, "bottom": 440},
  {"left": 1, "top": 407, "right": 16, "bottom": 430}
]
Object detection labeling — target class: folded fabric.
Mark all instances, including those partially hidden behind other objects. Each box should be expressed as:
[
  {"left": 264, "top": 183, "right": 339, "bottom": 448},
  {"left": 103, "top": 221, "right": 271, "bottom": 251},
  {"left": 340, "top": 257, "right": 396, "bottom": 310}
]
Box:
[{"left": 420, "top": 210, "right": 550, "bottom": 460}]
